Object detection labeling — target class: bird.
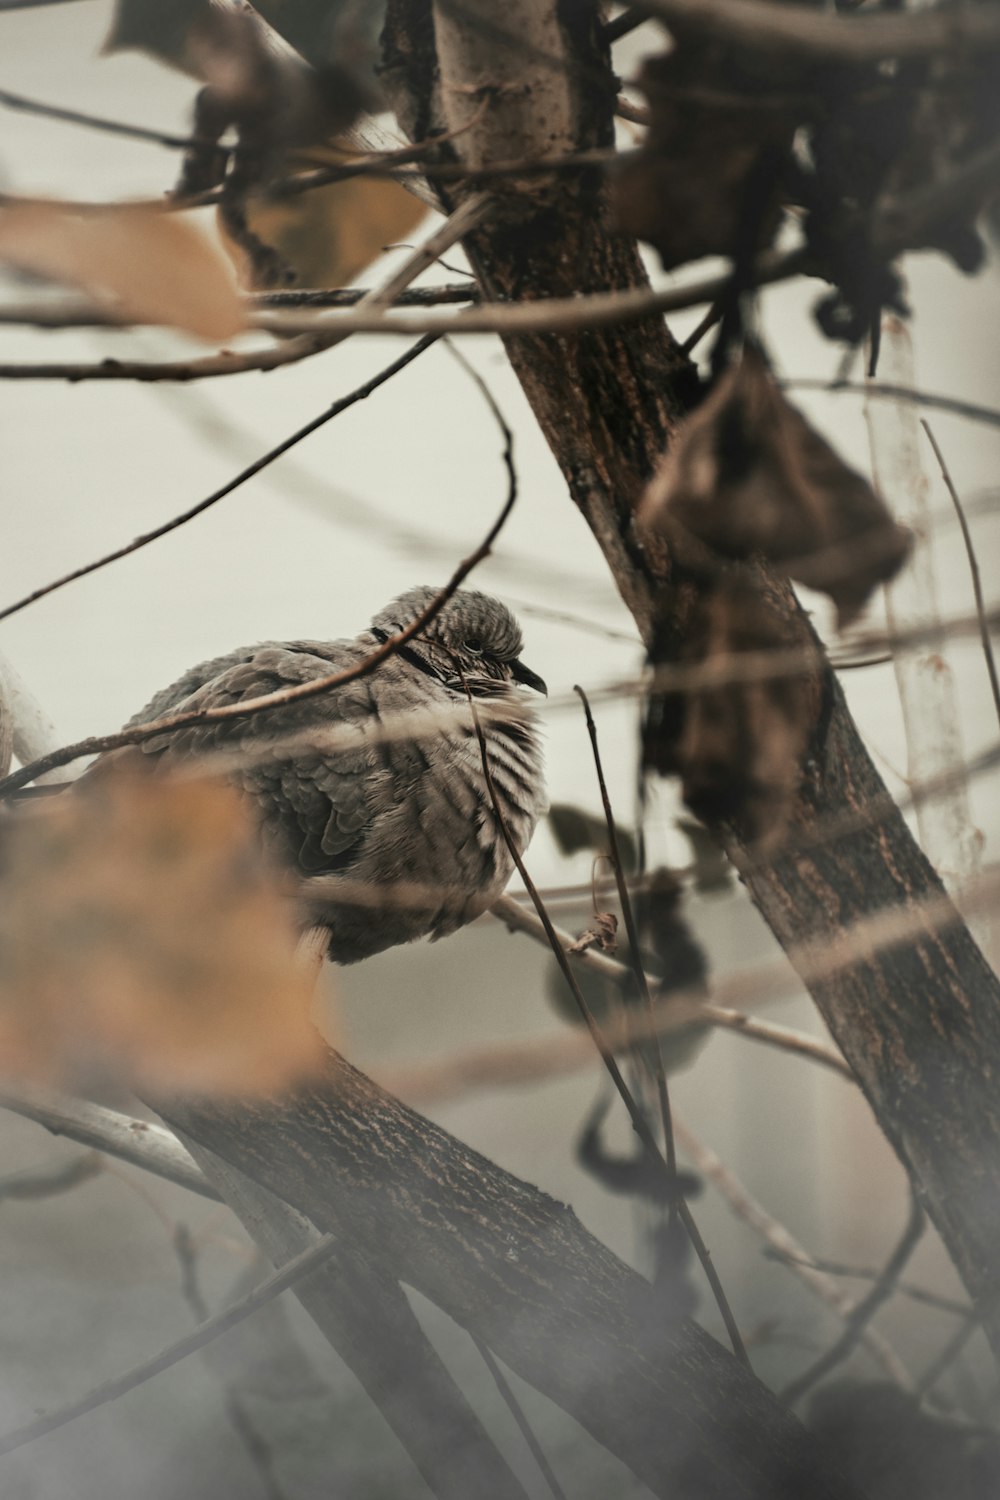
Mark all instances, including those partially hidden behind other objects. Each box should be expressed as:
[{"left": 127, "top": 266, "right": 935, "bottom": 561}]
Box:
[{"left": 110, "top": 586, "right": 548, "bottom": 964}]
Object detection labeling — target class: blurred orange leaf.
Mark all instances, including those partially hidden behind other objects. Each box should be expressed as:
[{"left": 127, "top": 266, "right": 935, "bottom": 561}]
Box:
[
  {"left": 233, "top": 171, "right": 426, "bottom": 289},
  {"left": 0, "top": 198, "right": 246, "bottom": 341},
  {"left": 0, "top": 771, "right": 323, "bottom": 1095}
]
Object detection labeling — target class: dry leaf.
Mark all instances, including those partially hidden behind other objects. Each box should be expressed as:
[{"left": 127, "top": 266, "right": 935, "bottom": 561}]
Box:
[
  {"left": 0, "top": 198, "right": 245, "bottom": 342},
  {"left": 642, "top": 349, "right": 911, "bottom": 627},
  {"left": 615, "top": 47, "right": 795, "bottom": 269},
  {"left": 568, "top": 912, "right": 619, "bottom": 955},
  {"left": 234, "top": 171, "right": 426, "bottom": 289},
  {"left": 0, "top": 770, "right": 323, "bottom": 1094},
  {"left": 643, "top": 578, "right": 820, "bottom": 846}
]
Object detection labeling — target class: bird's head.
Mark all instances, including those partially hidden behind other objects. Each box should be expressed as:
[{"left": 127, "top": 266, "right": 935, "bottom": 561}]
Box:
[{"left": 370, "top": 587, "right": 547, "bottom": 698}]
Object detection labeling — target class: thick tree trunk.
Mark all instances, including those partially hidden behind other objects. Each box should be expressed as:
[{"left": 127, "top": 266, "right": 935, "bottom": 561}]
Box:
[
  {"left": 381, "top": 0, "right": 1000, "bottom": 1357},
  {"left": 159, "top": 1052, "right": 860, "bottom": 1500}
]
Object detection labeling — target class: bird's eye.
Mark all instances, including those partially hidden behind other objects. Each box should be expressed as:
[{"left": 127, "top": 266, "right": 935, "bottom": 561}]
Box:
[{"left": 463, "top": 639, "right": 483, "bottom": 657}]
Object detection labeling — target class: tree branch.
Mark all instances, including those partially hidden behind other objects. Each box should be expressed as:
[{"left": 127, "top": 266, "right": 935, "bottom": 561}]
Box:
[
  {"left": 157, "top": 1050, "right": 862, "bottom": 1500},
  {"left": 381, "top": 0, "right": 1000, "bottom": 1364}
]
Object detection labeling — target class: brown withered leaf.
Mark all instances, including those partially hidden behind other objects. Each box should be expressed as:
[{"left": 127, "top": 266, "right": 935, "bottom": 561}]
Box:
[
  {"left": 643, "top": 578, "right": 820, "bottom": 846},
  {"left": 235, "top": 170, "right": 426, "bottom": 290},
  {"left": 568, "top": 912, "right": 619, "bottom": 956},
  {"left": 0, "top": 771, "right": 322, "bottom": 1094},
  {"left": 0, "top": 199, "right": 245, "bottom": 342},
  {"left": 641, "top": 349, "right": 911, "bottom": 627},
  {"left": 615, "top": 47, "right": 796, "bottom": 269}
]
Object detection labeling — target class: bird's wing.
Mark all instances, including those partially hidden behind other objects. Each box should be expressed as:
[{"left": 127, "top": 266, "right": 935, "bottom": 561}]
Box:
[{"left": 130, "top": 639, "right": 389, "bottom": 876}]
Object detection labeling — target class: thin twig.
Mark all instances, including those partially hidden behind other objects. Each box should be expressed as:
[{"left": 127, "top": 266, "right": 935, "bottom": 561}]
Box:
[
  {"left": 0, "top": 246, "right": 809, "bottom": 379},
  {"left": 0, "top": 86, "right": 207, "bottom": 151},
  {"left": 915, "top": 1314, "right": 983, "bottom": 1400},
  {"left": 0, "top": 283, "right": 478, "bottom": 329},
  {"left": 0, "top": 413, "right": 517, "bottom": 795},
  {"left": 473, "top": 1339, "right": 568, "bottom": 1500},
  {"left": 0, "top": 335, "right": 437, "bottom": 624},
  {"left": 603, "top": 6, "right": 651, "bottom": 43},
  {"left": 0, "top": 194, "right": 490, "bottom": 384},
  {"left": 762, "top": 1248, "right": 972, "bottom": 1318},
  {"left": 781, "top": 1190, "right": 926, "bottom": 1405},
  {"left": 672, "top": 1117, "right": 914, "bottom": 1390},
  {"left": 173, "top": 1226, "right": 289, "bottom": 1500},
  {"left": 614, "top": 95, "right": 652, "bottom": 127},
  {"left": 466, "top": 681, "right": 749, "bottom": 1366},
  {"left": 785, "top": 379, "right": 1000, "bottom": 432},
  {"left": 0, "top": 1232, "right": 341, "bottom": 1458},
  {"left": 0, "top": 1084, "right": 219, "bottom": 1199},
  {"left": 574, "top": 685, "right": 680, "bottom": 1192},
  {"left": 921, "top": 420, "right": 1000, "bottom": 734}
]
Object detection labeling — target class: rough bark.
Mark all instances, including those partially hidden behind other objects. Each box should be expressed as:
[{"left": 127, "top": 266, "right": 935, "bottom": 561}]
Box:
[
  {"left": 380, "top": 0, "right": 1000, "bottom": 1357},
  {"left": 159, "top": 1052, "right": 860, "bottom": 1500}
]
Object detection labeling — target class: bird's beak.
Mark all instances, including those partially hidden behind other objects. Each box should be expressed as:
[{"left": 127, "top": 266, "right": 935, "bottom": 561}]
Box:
[{"left": 510, "top": 659, "right": 547, "bottom": 696}]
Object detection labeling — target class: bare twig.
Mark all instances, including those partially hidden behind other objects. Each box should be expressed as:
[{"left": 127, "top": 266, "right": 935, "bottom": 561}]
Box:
[
  {"left": 467, "top": 680, "right": 749, "bottom": 1366},
  {"left": 0, "top": 335, "right": 438, "bottom": 624},
  {"left": 614, "top": 95, "right": 652, "bottom": 127},
  {"left": 915, "top": 1315, "right": 983, "bottom": 1400},
  {"left": 672, "top": 1117, "right": 913, "bottom": 1390},
  {"left": 574, "top": 685, "right": 679, "bottom": 1189},
  {"left": 0, "top": 248, "right": 808, "bottom": 380},
  {"left": 921, "top": 420, "right": 1000, "bottom": 735},
  {"left": 0, "top": 1233, "right": 342, "bottom": 1458},
  {"left": 173, "top": 1226, "right": 288, "bottom": 1500},
  {"left": 473, "top": 1340, "right": 568, "bottom": 1500},
  {"left": 866, "top": 317, "right": 979, "bottom": 883},
  {"left": 0, "top": 284, "right": 478, "bottom": 331},
  {"left": 0, "top": 417, "right": 517, "bottom": 796},
  {"left": 0, "top": 194, "right": 490, "bottom": 383},
  {"left": 781, "top": 1190, "right": 926, "bottom": 1405},
  {"left": 0, "top": 1083, "right": 219, "bottom": 1199},
  {"left": 762, "top": 1248, "right": 972, "bottom": 1318},
  {"left": 785, "top": 379, "right": 1000, "bottom": 433},
  {"left": 0, "top": 86, "right": 206, "bottom": 151},
  {"left": 604, "top": 7, "right": 651, "bottom": 44}
]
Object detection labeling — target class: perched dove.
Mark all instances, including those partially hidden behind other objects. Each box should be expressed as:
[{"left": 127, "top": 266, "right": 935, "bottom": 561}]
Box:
[{"left": 116, "top": 587, "right": 548, "bottom": 963}]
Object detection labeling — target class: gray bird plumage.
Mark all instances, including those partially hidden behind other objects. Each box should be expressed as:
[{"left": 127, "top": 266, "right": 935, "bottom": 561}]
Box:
[{"left": 118, "top": 587, "right": 548, "bottom": 963}]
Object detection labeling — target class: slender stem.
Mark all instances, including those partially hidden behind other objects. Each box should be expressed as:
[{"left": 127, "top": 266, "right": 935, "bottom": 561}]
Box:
[
  {"left": 921, "top": 420, "right": 1000, "bottom": 734},
  {"left": 781, "top": 1190, "right": 926, "bottom": 1405},
  {"left": 0, "top": 335, "right": 437, "bottom": 625},
  {"left": 785, "top": 380, "right": 1000, "bottom": 433},
  {"left": 0, "top": 415, "right": 517, "bottom": 795},
  {"left": 0, "top": 85, "right": 208, "bottom": 150},
  {"left": 0, "top": 1233, "right": 341, "bottom": 1457},
  {"left": 574, "top": 686, "right": 680, "bottom": 1190},
  {"left": 467, "top": 689, "right": 749, "bottom": 1366},
  {"left": 473, "top": 1340, "right": 568, "bottom": 1500},
  {"left": 0, "top": 1084, "right": 218, "bottom": 1199},
  {"left": 674, "top": 1117, "right": 913, "bottom": 1389}
]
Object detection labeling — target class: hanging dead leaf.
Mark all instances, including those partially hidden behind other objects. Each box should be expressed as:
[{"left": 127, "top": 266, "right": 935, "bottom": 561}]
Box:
[
  {"left": 0, "top": 770, "right": 323, "bottom": 1095},
  {"left": 233, "top": 170, "right": 426, "bottom": 289},
  {"left": 0, "top": 198, "right": 245, "bottom": 342},
  {"left": 641, "top": 349, "right": 911, "bottom": 627},
  {"left": 643, "top": 578, "right": 821, "bottom": 846},
  {"left": 615, "top": 46, "right": 796, "bottom": 269},
  {"left": 567, "top": 912, "right": 619, "bottom": 955}
]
